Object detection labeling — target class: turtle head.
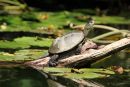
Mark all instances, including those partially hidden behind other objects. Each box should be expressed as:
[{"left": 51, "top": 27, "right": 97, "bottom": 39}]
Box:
[{"left": 83, "top": 17, "right": 94, "bottom": 37}]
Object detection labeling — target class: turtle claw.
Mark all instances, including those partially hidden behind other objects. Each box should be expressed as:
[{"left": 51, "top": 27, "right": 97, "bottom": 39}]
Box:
[
  {"left": 49, "top": 61, "right": 58, "bottom": 67},
  {"left": 49, "top": 54, "right": 59, "bottom": 67}
]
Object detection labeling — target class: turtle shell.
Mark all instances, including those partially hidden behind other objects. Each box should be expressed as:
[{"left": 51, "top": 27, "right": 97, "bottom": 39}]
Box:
[{"left": 49, "top": 31, "right": 84, "bottom": 54}]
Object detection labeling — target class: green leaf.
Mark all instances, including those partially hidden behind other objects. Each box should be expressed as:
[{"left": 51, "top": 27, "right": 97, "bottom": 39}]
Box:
[
  {"left": 43, "top": 67, "right": 115, "bottom": 79},
  {"left": 0, "top": 49, "right": 47, "bottom": 62}
]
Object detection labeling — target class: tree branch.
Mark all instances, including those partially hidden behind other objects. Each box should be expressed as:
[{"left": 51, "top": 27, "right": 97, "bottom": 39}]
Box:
[{"left": 25, "top": 37, "right": 130, "bottom": 69}]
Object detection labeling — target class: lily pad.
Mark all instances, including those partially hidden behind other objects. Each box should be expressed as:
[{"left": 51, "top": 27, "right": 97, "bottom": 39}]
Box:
[
  {"left": 0, "top": 37, "right": 53, "bottom": 49},
  {"left": 43, "top": 67, "right": 115, "bottom": 79},
  {"left": 14, "top": 37, "right": 53, "bottom": 47},
  {"left": 0, "top": 49, "right": 47, "bottom": 62}
]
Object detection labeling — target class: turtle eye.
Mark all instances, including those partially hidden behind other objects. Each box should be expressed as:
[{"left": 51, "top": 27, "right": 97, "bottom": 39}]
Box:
[
  {"left": 89, "top": 20, "right": 94, "bottom": 25},
  {"left": 86, "top": 17, "right": 94, "bottom": 25}
]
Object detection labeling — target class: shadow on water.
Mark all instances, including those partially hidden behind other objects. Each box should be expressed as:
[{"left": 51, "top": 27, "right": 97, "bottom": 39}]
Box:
[
  {"left": 92, "top": 48, "right": 130, "bottom": 69},
  {"left": 91, "top": 72, "right": 130, "bottom": 87},
  {"left": 0, "top": 67, "right": 48, "bottom": 87},
  {"left": 0, "top": 43, "right": 130, "bottom": 87},
  {"left": 0, "top": 27, "right": 130, "bottom": 87},
  {"left": 0, "top": 66, "right": 130, "bottom": 87}
]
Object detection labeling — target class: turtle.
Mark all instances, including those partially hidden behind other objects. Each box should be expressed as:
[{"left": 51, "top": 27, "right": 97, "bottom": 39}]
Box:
[{"left": 48, "top": 17, "right": 95, "bottom": 66}]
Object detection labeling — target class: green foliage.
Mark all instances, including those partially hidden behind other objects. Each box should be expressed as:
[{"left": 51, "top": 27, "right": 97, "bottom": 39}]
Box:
[
  {"left": 1, "top": 11, "right": 130, "bottom": 32},
  {"left": 14, "top": 37, "right": 53, "bottom": 47},
  {"left": 0, "top": 40, "right": 30, "bottom": 49},
  {"left": 0, "top": 37, "right": 52, "bottom": 49},
  {"left": 95, "top": 16, "right": 130, "bottom": 24},
  {"left": 0, "top": 1, "right": 130, "bottom": 86},
  {"left": 0, "top": 9, "right": 130, "bottom": 67},
  {"left": 0, "top": 49, "right": 47, "bottom": 61},
  {"left": 43, "top": 67, "right": 115, "bottom": 79},
  {"left": 0, "top": 37, "right": 52, "bottom": 61}
]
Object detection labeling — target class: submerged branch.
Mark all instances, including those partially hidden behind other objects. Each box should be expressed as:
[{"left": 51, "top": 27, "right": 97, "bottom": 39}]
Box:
[
  {"left": 25, "top": 37, "right": 130, "bottom": 69},
  {"left": 71, "top": 24, "right": 120, "bottom": 31},
  {"left": 91, "top": 30, "right": 130, "bottom": 44},
  {"left": 92, "top": 30, "right": 130, "bottom": 42},
  {"left": 94, "top": 25, "right": 119, "bottom": 31},
  {"left": 91, "top": 31, "right": 121, "bottom": 41}
]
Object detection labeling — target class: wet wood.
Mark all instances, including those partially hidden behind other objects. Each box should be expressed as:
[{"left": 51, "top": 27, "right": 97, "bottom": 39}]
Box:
[{"left": 25, "top": 37, "right": 130, "bottom": 69}]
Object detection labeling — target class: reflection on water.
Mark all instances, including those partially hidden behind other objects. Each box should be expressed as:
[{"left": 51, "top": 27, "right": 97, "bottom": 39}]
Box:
[
  {"left": 92, "top": 49, "right": 130, "bottom": 69},
  {"left": 0, "top": 66, "right": 130, "bottom": 87},
  {"left": 0, "top": 50, "right": 130, "bottom": 87},
  {"left": 0, "top": 67, "right": 48, "bottom": 87},
  {"left": 91, "top": 72, "right": 130, "bottom": 87}
]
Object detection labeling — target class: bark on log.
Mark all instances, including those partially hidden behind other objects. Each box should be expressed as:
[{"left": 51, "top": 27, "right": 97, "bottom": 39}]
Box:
[{"left": 25, "top": 37, "right": 130, "bottom": 69}]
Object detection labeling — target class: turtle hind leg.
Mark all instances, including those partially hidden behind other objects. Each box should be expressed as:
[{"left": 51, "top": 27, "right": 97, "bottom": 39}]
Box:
[
  {"left": 81, "top": 40, "right": 98, "bottom": 54},
  {"left": 49, "top": 54, "right": 59, "bottom": 67}
]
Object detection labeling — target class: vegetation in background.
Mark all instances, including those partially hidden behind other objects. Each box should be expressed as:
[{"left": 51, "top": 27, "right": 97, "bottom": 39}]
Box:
[{"left": 0, "top": 0, "right": 130, "bottom": 87}]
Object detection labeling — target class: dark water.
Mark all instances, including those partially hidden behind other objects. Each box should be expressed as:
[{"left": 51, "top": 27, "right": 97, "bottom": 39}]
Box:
[
  {"left": 92, "top": 50, "right": 130, "bottom": 68},
  {"left": 0, "top": 66, "right": 130, "bottom": 87},
  {"left": 0, "top": 34, "right": 130, "bottom": 87},
  {"left": 0, "top": 51, "right": 130, "bottom": 87},
  {"left": 0, "top": 67, "right": 48, "bottom": 87}
]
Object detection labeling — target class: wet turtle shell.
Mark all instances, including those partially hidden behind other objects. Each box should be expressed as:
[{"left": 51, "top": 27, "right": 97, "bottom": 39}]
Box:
[{"left": 49, "top": 31, "right": 84, "bottom": 54}]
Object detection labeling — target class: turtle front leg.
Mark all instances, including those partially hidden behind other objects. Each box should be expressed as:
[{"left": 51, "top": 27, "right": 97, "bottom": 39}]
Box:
[{"left": 49, "top": 54, "right": 59, "bottom": 67}]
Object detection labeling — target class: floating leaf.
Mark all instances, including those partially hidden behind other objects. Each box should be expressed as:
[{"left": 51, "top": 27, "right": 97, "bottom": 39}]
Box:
[
  {"left": 0, "top": 49, "right": 47, "bottom": 62},
  {"left": 43, "top": 67, "right": 115, "bottom": 79}
]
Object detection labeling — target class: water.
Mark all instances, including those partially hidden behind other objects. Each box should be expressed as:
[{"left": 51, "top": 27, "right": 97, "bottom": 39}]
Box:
[
  {"left": 0, "top": 66, "right": 130, "bottom": 87},
  {"left": 0, "top": 50, "right": 130, "bottom": 87},
  {"left": 91, "top": 49, "right": 130, "bottom": 69},
  {"left": 0, "top": 67, "right": 48, "bottom": 87},
  {"left": 0, "top": 27, "right": 130, "bottom": 87}
]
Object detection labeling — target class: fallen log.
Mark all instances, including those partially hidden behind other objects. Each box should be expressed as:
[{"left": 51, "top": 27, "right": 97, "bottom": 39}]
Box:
[{"left": 25, "top": 37, "right": 130, "bottom": 69}]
